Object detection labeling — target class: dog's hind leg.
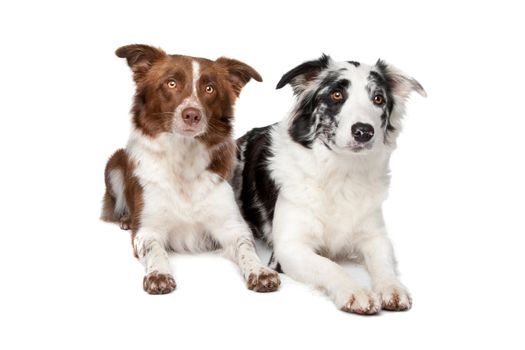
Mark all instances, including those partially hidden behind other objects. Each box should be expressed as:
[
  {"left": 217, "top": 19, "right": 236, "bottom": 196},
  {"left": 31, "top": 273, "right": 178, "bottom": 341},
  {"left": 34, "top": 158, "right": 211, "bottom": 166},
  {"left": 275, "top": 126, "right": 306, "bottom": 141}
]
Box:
[{"left": 101, "top": 149, "right": 131, "bottom": 228}]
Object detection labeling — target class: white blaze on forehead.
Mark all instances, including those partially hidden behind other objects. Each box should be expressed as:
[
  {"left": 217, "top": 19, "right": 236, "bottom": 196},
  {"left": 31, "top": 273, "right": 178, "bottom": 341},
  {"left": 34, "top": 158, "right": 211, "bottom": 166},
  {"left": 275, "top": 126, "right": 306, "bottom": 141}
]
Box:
[
  {"left": 171, "top": 59, "right": 206, "bottom": 135},
  {"left": 192, "top": 60, "right": 200, "bottom": 95},
  {"left": 329, "top": 62, "right": 386, "bottom": 150}
]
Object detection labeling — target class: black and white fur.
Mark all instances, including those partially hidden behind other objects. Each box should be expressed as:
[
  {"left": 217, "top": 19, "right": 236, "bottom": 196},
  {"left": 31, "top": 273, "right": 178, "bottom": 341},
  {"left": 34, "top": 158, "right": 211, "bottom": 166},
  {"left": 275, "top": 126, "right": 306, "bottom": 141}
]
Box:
[{"left": 233, "top": 55, "right": 426, "bottom": 314}]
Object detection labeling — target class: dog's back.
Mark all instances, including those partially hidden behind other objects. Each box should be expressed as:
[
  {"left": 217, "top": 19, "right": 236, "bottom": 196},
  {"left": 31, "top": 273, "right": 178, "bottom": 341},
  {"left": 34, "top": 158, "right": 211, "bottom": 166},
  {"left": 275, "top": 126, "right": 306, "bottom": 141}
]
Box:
[{"left": 233, "top": 124, "right": 279, "bottom": 241}]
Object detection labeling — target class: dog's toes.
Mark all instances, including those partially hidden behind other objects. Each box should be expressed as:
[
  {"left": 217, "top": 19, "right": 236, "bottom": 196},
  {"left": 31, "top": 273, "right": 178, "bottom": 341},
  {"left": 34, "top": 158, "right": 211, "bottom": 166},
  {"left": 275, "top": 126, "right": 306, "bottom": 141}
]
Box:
[
  {"left": 119, "top": 217, "right": 131, "bottom": 230},
  {"left": 378, "top": 285, "right": 412, "bottom": 311},
  {"left": 247, "top": 268, "right": 281, "bottom": 292},
  {"left": 143, "top": 271, "right": 176, "bottom": 295},
  {"left": 341, "top": 290, "right": 381, "bottom": 315}
]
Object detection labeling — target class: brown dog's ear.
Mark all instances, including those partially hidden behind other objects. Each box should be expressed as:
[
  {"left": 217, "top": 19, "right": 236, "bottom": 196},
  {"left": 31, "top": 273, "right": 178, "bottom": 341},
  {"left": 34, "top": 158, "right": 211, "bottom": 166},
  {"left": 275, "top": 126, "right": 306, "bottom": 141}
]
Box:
[
  {"left": 216, "top": 57, "right": 262, "bottom": 96},
  {"left": 115, "top": 44, "right": 166, "bottom": 82}
]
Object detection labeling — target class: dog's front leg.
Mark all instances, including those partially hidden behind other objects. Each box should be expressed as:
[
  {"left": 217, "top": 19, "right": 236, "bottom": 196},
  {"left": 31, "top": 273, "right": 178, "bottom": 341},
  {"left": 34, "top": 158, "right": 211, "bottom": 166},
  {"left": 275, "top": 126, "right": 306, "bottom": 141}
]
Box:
[
  {"left": 273, "top": 197, "right": 380, "bottom": 315},
  {"left": 133, "top": 228, "right": 176, "bottom": 295},
  {"left": 357, "top": 232, "right": 412, "bottom": 311},
  {"left": 211, "top": 218, "right": 280, "bottom": 292},
  {"left": 276, "top": 243, "right": 381, "bottom": 314},
  {"left": 206, "top": 186, "right": 280, "bottom": 292}
]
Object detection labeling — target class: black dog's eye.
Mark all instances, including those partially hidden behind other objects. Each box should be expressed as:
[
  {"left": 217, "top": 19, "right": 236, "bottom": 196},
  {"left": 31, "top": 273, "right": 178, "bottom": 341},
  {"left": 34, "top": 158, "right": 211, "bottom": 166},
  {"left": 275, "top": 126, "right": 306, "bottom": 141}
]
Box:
[
  {"left": 373, "top": 94, "right": 385, "bottom": 105},
  {"left": 330, "top": 90, "right": 344, "bottom": 102}
]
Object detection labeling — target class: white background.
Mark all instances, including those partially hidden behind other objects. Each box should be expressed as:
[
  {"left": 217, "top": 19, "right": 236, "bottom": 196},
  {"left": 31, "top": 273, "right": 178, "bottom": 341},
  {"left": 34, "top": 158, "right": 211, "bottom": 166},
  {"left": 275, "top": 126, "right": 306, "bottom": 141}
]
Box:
[{"left": 1, "top": 0, "right": 524, "bottom": 349}]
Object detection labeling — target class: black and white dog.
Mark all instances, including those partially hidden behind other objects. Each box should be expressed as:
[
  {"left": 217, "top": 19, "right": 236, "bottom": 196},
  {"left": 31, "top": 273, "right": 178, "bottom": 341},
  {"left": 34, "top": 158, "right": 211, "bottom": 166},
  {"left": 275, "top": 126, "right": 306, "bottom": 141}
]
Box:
[{"left": 233, "top": 55, "right": 426, "bottom": 314}]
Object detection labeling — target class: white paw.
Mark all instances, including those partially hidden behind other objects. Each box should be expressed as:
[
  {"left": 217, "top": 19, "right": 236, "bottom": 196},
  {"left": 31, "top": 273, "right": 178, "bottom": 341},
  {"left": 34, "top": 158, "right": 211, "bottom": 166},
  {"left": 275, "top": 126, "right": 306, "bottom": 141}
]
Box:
[
  {"left": 377, "top": 284, "right": 412, "bottom": 311},
  {"left": 340, "top": 289, "right": 381, "bottom": 315}
]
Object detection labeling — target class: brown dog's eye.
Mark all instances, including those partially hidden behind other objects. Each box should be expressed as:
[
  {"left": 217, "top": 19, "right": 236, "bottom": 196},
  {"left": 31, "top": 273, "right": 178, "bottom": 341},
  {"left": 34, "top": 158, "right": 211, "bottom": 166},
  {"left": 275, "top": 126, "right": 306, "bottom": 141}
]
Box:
[
  {"left": 167, "top": 80, "right": 177, "bottom": 88},
  {"left": 205, "top": 85, "right": 214, "bottom": 94},
  {"left": 330, "top": 90, "right": 343, "bottom": 102},
  {"left": 373, "top": 94, "right": 384, "bottom": 105}
]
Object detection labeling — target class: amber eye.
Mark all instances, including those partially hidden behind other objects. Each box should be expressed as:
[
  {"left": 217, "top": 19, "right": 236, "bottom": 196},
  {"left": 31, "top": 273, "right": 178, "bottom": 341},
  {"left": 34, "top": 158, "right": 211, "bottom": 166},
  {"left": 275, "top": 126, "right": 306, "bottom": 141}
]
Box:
[
  {"left": 167, "top": 80, "right": 177, "bottom": 89},
  {"left": 330, "top": 90, "right": 343, "bottom": 102},
  {"left": 205, "top": 85, "right": 215, "bottom": 94},
  {"left": 373, "top": 94, "right": 385, "bottom": 105}
]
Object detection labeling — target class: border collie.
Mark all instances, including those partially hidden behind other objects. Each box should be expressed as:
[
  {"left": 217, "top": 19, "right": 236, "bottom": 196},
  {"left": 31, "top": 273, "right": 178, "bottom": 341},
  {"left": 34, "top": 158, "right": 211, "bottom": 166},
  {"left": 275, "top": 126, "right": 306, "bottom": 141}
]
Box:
[
  {"left": 233, "top": 55, "right": 425, "bottom": 314},
  {"left": 101, "top": 44, "right": 280, "bottom": 294}
]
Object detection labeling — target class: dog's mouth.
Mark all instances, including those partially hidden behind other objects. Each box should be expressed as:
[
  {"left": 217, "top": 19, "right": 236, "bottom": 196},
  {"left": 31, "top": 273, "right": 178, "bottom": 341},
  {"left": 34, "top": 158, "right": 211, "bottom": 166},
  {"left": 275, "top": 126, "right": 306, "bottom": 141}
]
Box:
[
  {"left": 173, "top": 115, "right": 208, "bottom": 138},
  {"left": 174, "top": 127, "right": 206, "bottom": 138},
  {"left": 348, "top": 141, "right": 373, "bottom": 153}
]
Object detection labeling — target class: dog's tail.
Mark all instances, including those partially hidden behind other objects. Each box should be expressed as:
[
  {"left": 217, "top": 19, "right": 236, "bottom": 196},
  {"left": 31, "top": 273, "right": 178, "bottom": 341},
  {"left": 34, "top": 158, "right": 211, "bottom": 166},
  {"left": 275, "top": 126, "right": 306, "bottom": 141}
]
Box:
[{"left": 101, "top": 149, "right": 131, "bottom": 230}]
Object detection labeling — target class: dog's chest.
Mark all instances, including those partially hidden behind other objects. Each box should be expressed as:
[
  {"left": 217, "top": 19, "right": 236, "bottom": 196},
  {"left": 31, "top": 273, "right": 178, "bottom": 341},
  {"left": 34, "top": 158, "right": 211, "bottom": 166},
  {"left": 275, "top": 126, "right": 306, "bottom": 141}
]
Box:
[
  {"left": 310, "top": 171, "right": 385, "bottom": 220},
  {"left": 129, "top": 134, "right": 219, "bottom": 225},
  {"left": 281, "top": 157, "right": 389, "bottom": 253}
]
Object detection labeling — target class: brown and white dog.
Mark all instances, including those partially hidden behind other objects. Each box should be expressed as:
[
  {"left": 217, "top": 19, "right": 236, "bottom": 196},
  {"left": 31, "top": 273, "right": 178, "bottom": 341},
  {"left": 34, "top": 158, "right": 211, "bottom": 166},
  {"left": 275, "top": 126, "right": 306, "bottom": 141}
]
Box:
[{"left": 101, "top": 44, "right": 280, "bottom": 294}]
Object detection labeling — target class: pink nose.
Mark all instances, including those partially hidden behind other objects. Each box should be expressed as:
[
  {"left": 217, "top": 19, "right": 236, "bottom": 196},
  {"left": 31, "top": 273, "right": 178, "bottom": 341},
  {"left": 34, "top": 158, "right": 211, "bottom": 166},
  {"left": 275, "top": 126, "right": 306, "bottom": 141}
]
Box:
[{"left": 181, "top": 108, "right": 202, "bottom": 127}]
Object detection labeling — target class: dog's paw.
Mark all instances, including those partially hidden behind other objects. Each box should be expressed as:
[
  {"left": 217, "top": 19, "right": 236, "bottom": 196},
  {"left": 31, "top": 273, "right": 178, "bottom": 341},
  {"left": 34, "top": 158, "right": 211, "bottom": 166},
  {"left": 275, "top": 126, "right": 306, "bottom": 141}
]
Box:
[
  {"left": 143, "top": 271, "right": 176, "bottom": 295},
  {"left": 377, "top": 284, "right": 412, "bottom": 311},
  {"left": 341, "top": 289, "right": 381, "bottom": 315},
  {"left": 247, "top": 268, "right": 280, "bottom": 292},
  {"left": 119, "top": 216, "right": 131, "bottom": 230}
]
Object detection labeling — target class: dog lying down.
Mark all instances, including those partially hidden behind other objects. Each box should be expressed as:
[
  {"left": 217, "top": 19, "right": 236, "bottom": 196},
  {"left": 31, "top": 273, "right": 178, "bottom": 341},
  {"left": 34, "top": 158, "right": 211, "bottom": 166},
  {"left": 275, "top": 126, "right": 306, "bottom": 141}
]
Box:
[
  {"left": 233, "top": 55, "right": 426, "bottom": 314},
  {"left": 101, "top": 44, "right": 280, "bottom": 294}
]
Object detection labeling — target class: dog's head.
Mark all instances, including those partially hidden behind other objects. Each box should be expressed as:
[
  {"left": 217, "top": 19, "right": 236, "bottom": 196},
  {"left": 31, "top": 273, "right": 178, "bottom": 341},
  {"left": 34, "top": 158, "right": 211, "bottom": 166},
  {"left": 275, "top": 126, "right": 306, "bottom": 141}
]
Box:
[
  {"left": 116, "top": 44, "right": 262, "bottom": 143},
  {"left": 277, "top": 55, "right": 426, "bottom": 154}
]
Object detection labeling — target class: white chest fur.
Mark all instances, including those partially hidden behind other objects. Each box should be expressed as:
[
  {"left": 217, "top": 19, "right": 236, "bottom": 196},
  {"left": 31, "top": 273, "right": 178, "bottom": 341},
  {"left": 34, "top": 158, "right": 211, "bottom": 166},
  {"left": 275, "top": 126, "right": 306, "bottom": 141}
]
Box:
[
  {"left": 127, "top": 131, "right": 222, "bottom": 250},
  {"left": 270, "top": 125, "right": 391, "bottom": 256}
]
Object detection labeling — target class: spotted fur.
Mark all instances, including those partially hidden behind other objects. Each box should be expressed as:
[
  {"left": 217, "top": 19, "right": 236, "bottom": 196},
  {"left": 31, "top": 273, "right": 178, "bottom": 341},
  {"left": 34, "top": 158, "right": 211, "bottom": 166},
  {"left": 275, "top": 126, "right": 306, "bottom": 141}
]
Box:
[{"left": 233, "top": 55, "right": 425, "bottom": 314}]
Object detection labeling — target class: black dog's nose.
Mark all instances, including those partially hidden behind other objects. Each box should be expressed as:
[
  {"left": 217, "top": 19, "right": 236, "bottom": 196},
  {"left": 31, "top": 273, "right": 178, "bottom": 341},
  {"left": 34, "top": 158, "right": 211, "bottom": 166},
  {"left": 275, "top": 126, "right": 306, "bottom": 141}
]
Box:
[{"left": 351, "top": 123, "right": 374, "bottom": 143}]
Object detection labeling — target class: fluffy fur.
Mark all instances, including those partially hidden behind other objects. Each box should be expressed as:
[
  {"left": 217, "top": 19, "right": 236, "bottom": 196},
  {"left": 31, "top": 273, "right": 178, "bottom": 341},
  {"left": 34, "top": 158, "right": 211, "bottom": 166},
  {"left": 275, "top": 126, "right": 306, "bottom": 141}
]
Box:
[
  {"left": 101, "top": 44, "right": 280, "bottom": 294},
  {"left": 234, "top": 55, "right": 425, "bottom": 314}
]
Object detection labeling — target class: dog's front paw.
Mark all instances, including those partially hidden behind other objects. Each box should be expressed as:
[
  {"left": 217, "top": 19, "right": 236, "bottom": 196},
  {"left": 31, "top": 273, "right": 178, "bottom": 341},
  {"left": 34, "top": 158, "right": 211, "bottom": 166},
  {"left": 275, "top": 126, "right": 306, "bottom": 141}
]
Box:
[
  {"left": 143, "top": 271, "right": 176, "bottom": 295},
  {"left": 377, "top": 284, "right": 412, "bottom": 311},
  {"left": 119, "top": 215, "right": 131, "bottom": 230},
  {"left": 247, "top": 268, "right": 280, "bottom": 292},
  {"left": 341, "top": 289, "right": 381, "bottom": 315}
]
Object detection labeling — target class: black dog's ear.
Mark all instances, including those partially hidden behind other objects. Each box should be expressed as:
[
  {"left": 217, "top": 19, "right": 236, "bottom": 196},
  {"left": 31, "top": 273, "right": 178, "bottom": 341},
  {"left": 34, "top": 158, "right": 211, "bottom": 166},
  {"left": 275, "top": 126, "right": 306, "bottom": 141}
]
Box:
[
  {"left": 216, "top": 57, "right": 263, "bottom": 96},
  {"left": 276, "top": 54, "right": 331, "bottom": 94},
  {"left": 115, "top": 44, "right": 166, "bottom": 82},
  {"left": 375, "top": 59, "right": 427, "bottom": 98}
]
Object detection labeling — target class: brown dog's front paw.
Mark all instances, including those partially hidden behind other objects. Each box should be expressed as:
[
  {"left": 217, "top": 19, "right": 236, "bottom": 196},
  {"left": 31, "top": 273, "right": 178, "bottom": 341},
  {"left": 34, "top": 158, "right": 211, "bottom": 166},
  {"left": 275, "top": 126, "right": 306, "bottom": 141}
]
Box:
[
  {"left": 119, "top": 216, "right": 131, "bottom": 230},
  {"left": 247, "top": 268, "right": 280, "bottom": 292},
  {"left": 143, "top": 271, "right": 176, "bottom": 295},
  {"left": 341, "top": 290, "right": 381, "bottom": 315}
]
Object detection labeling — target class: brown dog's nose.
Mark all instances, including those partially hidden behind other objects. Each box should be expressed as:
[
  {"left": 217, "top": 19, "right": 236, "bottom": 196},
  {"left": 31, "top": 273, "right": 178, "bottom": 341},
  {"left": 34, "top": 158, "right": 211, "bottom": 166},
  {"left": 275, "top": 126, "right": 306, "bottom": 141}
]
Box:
[{"left": 181, "top": 108, "right": 202, "bottom": 127}]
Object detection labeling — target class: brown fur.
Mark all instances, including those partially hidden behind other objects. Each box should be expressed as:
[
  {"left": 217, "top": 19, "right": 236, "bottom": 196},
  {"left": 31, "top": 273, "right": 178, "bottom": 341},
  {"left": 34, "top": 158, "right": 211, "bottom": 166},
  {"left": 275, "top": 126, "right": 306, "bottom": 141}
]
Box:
[
  {"left": 102, "top": 44, "right": 262, "bottom": 252},
  {"left": 115, "top": 45, "right": 261, "bottom": 179},
  {"left": 247, "top": 269, "right": 281, "bottom": 292},
  {"left": 101, "top": 149, "right": 144, "bottom": 257},
  {"left": 143, "top": 271, "right": 177, "bottom": 294}
]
